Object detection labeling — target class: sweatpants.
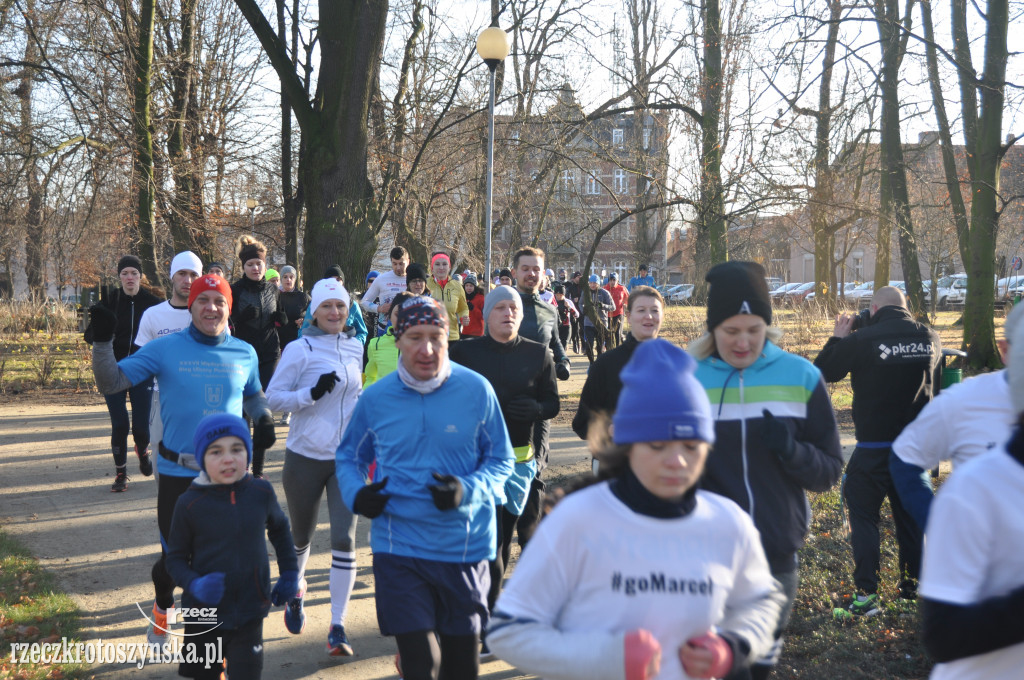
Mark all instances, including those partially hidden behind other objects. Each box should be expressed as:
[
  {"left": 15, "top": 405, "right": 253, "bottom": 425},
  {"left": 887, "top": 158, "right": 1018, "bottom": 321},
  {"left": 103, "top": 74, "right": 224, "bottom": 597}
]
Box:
[
  {"left": 750, "top": 565, "right": 799, "bottom": 679},
  {"left": 583, "top": 325, "right": 605, "bottom": 359},
  {"left": 281, "top": 449, "right": 357, "bottom": 626},
  {"left": 153, "top": 473, "right": 196, "bottom": 609},
  {"left": 103, "top": 377, "right": 153, "bottom": 468},
  {"left": 181, "top": 617, "right": 263, "bottom": 680},
  {"left": 843, "top": 445, "right": 922, "bottom": 595},
  {"left": 557, "top": 325, "right": 570, "bottom": 353}
]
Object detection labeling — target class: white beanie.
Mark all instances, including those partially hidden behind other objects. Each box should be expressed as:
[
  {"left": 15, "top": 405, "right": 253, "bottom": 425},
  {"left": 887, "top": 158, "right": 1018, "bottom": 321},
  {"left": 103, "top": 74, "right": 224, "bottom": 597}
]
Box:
[
  {"left": 170, "top": 251, "right": 203, "bottom": 279},
  {"left": 1006, "top": 303, "right": 1024, "bottom": 414},
  {"left": 310, "top": 278, "right": 351, "bottom": 313}
]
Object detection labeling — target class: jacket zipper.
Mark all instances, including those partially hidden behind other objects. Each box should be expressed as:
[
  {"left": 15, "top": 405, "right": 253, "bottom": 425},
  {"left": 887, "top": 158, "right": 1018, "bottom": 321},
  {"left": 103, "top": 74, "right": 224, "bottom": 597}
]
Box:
[{"left": 739, "top": 371, "right": 755, "bottom": 517}]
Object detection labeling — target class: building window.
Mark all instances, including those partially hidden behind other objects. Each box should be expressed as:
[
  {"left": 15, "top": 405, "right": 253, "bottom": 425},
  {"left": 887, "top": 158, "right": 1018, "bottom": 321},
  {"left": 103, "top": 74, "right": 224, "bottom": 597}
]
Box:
[
  {"left": 560, "top": 169, "right": 575, "bottom": 197},
  {"left": 586, "top": 173, "right": 600, "bottom": 195},
  {"left": 802, "top": 253, "right": 814, "bottom": 281},
  {"left": 642, "top": 128, "right": 651, "bottom": 149},
  {"left": 614, "top": 260, "right": 627, "bottom": 281},
  {"left": 509, "top": 129, "right": 520, "bottom": 145},
  {"left": 852, "top": 252, "right": 864, "bottom": 281},
  {"left": 613, "top": 168, "right": 627, "bottom": 194},
  {"left": 590, "top": 259, "right": 604, "bottom": 277},
  {"left": 612, "top": 128, "right": 624, "bottom": 147}
]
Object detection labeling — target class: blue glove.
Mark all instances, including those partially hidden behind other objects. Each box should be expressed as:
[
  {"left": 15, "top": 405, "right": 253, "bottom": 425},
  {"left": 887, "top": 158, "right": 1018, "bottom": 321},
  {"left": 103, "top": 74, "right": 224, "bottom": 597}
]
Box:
[
  {"left": 190, "top": 572, "right": 226, "bottom": 605},
  {"left": 271, "top": 570, "right": 300, "bottom": 606}
]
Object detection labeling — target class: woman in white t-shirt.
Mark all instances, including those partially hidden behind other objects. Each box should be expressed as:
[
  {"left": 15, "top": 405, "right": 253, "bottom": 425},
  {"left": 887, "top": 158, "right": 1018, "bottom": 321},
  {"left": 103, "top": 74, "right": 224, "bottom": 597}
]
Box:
[{"left": 488, "top": 339, "right": 784, "bottom": 680}]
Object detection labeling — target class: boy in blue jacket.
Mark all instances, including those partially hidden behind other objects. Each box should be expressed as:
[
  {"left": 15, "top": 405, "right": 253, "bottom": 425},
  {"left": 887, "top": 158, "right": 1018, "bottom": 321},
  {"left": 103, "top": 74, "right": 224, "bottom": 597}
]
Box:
[{"left": 166, "top": 413, "right": 299, "bottom": 680}]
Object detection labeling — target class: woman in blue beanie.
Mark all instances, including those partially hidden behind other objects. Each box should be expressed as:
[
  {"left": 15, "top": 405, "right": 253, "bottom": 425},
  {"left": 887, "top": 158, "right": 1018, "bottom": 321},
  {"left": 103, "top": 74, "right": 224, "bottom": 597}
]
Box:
[
  {"left": 689, "top": 260, "right": 842, "bottom": 680},
  {"left": 489, "top": 339, "right": 784, "bottom": 680}
]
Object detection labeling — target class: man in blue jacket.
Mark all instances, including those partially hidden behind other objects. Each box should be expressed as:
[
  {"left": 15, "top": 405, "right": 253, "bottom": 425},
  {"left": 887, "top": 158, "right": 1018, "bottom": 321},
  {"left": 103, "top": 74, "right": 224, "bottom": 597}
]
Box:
[{"left": 336, "top": 295, "right": 514, "bottom": 679}]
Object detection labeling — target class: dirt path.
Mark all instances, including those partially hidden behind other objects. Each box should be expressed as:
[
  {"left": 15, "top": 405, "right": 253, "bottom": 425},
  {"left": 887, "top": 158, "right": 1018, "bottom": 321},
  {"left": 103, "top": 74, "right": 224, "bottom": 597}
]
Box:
[{"left": 0, "top": 393, "right": 594, "bottom": 679}]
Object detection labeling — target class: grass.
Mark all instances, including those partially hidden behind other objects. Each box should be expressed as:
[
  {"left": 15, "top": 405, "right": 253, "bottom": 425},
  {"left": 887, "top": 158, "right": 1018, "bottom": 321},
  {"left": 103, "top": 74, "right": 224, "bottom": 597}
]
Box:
[{"left": 0, "top": 529, "right": 86, "bottom": 680}]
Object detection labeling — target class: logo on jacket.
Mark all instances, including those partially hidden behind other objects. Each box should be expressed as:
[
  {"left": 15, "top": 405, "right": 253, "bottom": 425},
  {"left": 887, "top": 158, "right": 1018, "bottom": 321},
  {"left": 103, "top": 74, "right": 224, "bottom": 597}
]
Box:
[
  {"left": 878, "top": 341, "right": 934, "bottom": 361},
  {"left": 444, "top": 424, "right": 458, "bottom": 433},
  {"left": 205, "top": 385, "right": 224, "bottom": 407},
  {"left": 672, "top": 423, "right": 695, "bottom": 438}
]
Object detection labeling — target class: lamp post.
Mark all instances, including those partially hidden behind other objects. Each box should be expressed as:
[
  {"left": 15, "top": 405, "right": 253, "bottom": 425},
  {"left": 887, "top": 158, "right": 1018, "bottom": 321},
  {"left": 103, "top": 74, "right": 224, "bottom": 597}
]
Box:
[
  {"left": 476, "top": 24, "right": 510, "bottom": 292},
  {"left": 246, "top": 197, "right": 257, "bottom": 234}
]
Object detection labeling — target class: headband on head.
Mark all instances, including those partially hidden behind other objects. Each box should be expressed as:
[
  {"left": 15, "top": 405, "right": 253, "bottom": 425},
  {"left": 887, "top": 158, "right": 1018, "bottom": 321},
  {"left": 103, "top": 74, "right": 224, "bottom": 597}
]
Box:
[
  {"left": 394, "top": 296, "right": 449, "bottom": 339},
  {"left": 431, "top": 253, "right": 451, "bottom": 270}
]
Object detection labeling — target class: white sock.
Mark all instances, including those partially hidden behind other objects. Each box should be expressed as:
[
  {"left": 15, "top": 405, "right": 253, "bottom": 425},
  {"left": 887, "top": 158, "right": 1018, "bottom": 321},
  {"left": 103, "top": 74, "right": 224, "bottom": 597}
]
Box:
[
  {"left": 329, "top": 550, "right": 356, "bottom": 626},
  {"left": 294, "top": 544, "right": 311, "bottom": 592}
]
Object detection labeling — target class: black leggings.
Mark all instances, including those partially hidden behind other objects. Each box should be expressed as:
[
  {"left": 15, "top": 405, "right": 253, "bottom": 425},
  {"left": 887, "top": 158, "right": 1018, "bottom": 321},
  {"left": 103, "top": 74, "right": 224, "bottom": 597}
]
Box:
[
  {"left": 249, "top": 357, "right": 278, "bottom": 476},
  {"left": 487, "top": 507, "right": 520, "bottom": 611},
  {"left": 153, "top": 474, "right": 196, "bottom": 609},
  {"left": 183, "top": 617, "right": 263, "bottom": 680},
  {"left": 395, "top": 631, "right": 479, "bottom": 680}
]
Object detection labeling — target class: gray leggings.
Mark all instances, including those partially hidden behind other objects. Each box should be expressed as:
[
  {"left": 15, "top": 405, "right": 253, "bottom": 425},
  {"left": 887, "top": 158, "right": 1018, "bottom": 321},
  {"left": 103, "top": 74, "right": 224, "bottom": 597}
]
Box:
[{"left": 281, "top": 449, "right": 356, "bottom": 552}]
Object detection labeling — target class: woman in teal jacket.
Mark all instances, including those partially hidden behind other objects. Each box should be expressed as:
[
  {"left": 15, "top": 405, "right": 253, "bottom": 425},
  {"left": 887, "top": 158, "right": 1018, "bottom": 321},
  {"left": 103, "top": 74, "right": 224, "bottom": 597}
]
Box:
[{"left": 689, "top": 261, "right": 842, "bottom": 680}]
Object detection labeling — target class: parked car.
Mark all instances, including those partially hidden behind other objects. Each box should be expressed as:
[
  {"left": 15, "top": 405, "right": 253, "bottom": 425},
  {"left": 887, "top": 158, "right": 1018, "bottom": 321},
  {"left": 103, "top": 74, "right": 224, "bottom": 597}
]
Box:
[
  {"left": 783, "top": 281, "right": 816, "bottom": 306},
  {"left": 765, "top": 277, "right": 784, "bottom": 291},
  {"left": 770, "top": 282, "right": 803, "bottom": 301},
  {"left": 806, "top": 281, "right": 860, "bottom": 303},
  {"left": 667, "top": 283, "right": 694, "bottom": 305}
]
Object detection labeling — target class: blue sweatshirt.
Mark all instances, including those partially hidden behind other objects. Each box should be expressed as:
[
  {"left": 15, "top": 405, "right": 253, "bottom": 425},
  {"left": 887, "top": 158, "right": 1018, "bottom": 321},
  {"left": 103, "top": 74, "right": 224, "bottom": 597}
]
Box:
[
  {"left": 118, "top": 326, "right": 262, "bottom": 476},
  {"left": 335, "top": 363, "right": 514, "bottom": 563}
]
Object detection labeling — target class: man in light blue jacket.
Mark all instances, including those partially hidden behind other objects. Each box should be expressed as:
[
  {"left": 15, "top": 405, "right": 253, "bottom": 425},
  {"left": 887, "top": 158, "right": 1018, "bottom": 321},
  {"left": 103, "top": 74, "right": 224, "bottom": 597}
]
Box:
[{"left": 336, "top": 295, "right": 514, "bottom": 679}]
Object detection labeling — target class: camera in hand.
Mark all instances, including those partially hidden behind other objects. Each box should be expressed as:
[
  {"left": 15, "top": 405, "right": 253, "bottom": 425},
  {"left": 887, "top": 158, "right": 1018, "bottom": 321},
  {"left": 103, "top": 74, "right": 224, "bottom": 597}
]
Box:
[{"left": 850, "top": 308, "right": 872, "bottom": 331}]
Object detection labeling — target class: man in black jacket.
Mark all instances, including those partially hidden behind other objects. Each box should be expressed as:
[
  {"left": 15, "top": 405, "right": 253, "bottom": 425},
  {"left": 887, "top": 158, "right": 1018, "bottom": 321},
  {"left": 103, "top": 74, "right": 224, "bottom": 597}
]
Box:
[
  {"left": 507, "top": 247, "right": 569, "bottom": 547},
  {"left": 814, "top": 285, "right": 942, "bottom": 618},
  {"left": 84, "top": 255, "right": 162, "bottom": 490},
  {"left": 448, "top": 285, "right": 558, "bottom": 657}
]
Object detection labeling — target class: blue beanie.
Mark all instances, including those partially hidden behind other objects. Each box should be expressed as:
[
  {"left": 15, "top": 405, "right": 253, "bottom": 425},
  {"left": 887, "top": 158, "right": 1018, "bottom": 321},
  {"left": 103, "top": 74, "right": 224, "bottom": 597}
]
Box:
[
  {"left": 588, "top": 274, "right": 600, "bottom": 284},
  {"left": 612, "top": 339, "right": 715, "bottom": 445},
  {"left": 366, "top": 270, "right": 380, "bottom": 283},
  {"left": 192, "top": 413, "right": 253, "bottom": 473}
]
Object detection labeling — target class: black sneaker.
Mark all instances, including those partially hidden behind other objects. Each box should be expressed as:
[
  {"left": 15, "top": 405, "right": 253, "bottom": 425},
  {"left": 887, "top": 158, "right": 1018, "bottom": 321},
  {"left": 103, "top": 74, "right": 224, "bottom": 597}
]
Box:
[
  {"left": 111, "top": 472, "right": 128, "bottom": 492},
  {"left": 136, "top": 445, "right": 153, "bottom": 477}
]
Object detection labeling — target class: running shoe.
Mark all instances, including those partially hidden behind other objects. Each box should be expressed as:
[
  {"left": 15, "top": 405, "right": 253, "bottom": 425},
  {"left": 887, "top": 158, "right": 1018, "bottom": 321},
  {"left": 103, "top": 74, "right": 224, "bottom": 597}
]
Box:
[
  {"left": 480, "top": 640, "right": 496, "bottom": 662},
  {"left": 326, "top": 624, "right": 353, "bottom": 656},
  {"left": 395, "top": 653, "right": 403, "bottom": 678},
  {"left": 284, "top": 594, "right": 305, "bottom": 634},
  {"left": 281, "top": 412, "right": 291, "bottom": 426},
  {"left": 833, "top": 592, "right": 880, "bottom": 621},
  {"left": 111, "top": 472, "right": 128, "bottom": 492},
  {"left": 146, "top": 603, "right": 168, "bottom": 645},
  {"left": 136, "top": 445, "right": 153, "bottom": 477}
]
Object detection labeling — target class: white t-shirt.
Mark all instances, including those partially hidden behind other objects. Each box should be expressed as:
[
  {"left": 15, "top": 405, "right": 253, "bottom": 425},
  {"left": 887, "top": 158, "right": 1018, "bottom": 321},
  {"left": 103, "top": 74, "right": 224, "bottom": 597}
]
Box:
[
  {"left": 490, "top": 483, "right": 779, "bottom": 680},
  {"left": 893, "top": 370, "right": 1013, "bottom": 471},
  {"left": 135, "top": 301, "right": 192, "bottom": 347},
  {"left": 920, "top": 448, "right": 1024, "bottom": 680},
  {"left": 360, "top": 270, "right": 409, "bottom": 331}
]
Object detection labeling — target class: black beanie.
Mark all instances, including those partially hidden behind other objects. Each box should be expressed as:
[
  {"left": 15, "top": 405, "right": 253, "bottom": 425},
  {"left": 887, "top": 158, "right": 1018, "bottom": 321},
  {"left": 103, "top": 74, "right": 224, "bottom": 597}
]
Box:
[
  {"left": 406, "top": 263, "right": 427, "bottom": 287},
  {"left": 705, "top": 261, "right": 772, "bottom": 331},
  {"left": 323, "top": 264, "right": 344, "bottom": 281},
  {"left": 117, "top": 255, "right": 142, "bottom": 275}
]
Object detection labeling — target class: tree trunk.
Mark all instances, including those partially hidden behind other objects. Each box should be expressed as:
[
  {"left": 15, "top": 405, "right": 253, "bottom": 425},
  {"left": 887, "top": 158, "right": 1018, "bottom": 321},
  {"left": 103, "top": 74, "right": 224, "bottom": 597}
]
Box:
[
  {"left": 133, "top": 0, "right": 160, "bottom": 285},
  {"left": 277, "top": 0, "right": 301, "bottom": 269},
  {"left": 963, "top": 0, "right": 1007, "bottom": 369},
  {"left": 694, "top": 0, "right": 726, "bottom": 295},
  {"left": 16, "top": 16, "right": 45, "bottom": 297}
]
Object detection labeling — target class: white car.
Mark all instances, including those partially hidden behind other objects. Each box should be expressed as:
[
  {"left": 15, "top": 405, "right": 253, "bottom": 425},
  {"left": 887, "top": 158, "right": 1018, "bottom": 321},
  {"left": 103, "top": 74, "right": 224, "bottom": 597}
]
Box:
[{"left": 668, "top": 284, "right": 694, "bottom": 305}]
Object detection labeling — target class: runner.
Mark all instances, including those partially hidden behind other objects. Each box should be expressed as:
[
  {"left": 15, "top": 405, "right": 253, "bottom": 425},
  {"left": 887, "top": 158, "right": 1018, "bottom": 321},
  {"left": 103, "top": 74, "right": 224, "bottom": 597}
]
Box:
[
  {"left": 276, "top": 265, "right": 309, "bottom": 351},
  {"left": 266, "top": 279, "right": 364, "bottom": 656},
  {"left": 461, "top": 275, "right": 485, "bottom": 339},
  {"left": 361, "top": 247, "right": 411, "bottom": 337},
  {"left": 135, "top": 251, "right": 203, "bottom": 453},
  {"left": 551, "top": 282, "right": 578, "bottom": 353},
  {"left": 336, "top": 295, "right": 514, "bottom": 680},
  {"left": 448, "top": 285, "right": 559, "bottom": 660},
  {"left": 89, "top": 273, "right": 276, "bottom": 647},
  {"left": 406, "top": 263, "right": 429, "bottom": 296},
  {"left": 299, "top": 266, "right": 368, "bottom": 343},
  {"left": 688, "top": 261, "right": 843, "bottom": 680},
  {"left": 425, "top": 251, "right": 469, "bottom": 342},
  {"left": 230, "top": 236, "right": 286, "bottom": 477},
  {"left": 364, "top": 292, "right": 413, "bottom": 386},
  {"left": 604, "top": 272, "right": 629, "bottom": 349},
  {"left": 84, "top": 255, "right": 161, "bottom": 491},
  {"left": 572, "top": 286, "right": 663, "bottom": 447},
  {"left": 488, "top": 339, "right": 784, "bottom": 680}
]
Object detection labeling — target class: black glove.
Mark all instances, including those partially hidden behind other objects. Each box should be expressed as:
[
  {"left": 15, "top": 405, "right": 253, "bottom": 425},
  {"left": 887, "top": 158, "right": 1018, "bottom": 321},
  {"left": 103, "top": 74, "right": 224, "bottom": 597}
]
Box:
[
  {"left": 555, "top": 360, "right": 571, "bottom": 381},
  {"left": 88, "top": 305, "right": 117, "bottom": 343},
  {"left": 762, "top": 409, "right": 796, "bottom": 462},
  {"left": 270, "top": 310, "right": 288, "bottom": 326},
  {"left": 427, "top": 472, "right": 464, "bottom": 511},
  {"left": 239, "top": 306, "right": 259, "bottom": 321},
  {"left": 252, "top": 414, "right": 277, "bottom": 451},
  {"left": 353, "top": 478, "right": 391, "bottom": 518},
  {"left": 505, "top": 396, "right": 542, "bottom": 421},
  {"left": 310, "top": 371, "right": 340, "bottom": 400}
]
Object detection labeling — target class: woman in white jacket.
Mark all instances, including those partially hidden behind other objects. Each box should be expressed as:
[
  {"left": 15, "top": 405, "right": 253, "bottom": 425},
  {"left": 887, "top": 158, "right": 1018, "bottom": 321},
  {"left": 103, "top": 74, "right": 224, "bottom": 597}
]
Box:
[
  {"left": 266, "top": 278, "right": 363, "bottom": 656},
  {"left": 488, "top": 340, "right": 784, "bottom": 680}
]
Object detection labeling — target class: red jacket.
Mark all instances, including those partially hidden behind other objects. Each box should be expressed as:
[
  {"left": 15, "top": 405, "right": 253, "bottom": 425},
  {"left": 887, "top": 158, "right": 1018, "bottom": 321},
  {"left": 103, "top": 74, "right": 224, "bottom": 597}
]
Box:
[
  {"left": 604, "top": 283, "right": 629, "bottom": 317},
  {"left": 463, "top": 289, "right": 485, "bottom": 337}
]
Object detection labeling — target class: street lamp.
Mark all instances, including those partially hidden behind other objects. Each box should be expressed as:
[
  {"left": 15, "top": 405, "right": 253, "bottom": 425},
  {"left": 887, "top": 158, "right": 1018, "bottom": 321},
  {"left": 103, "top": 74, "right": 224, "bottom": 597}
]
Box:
[
  {"left": 246, "top": 197, "right": 257, "bottom": 233},
  {"left": 476, "top": 24, "right": 510, "bottom": 291}
]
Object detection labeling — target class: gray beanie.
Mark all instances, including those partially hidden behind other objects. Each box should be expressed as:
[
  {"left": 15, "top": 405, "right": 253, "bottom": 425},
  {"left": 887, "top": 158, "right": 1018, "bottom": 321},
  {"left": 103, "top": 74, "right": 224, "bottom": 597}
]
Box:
[
  {"left": 280, "top": 265, "right": 297, "bottom": 277},
  {"left": 482, "top": 285, "right": 522, "bottom": 328}
]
